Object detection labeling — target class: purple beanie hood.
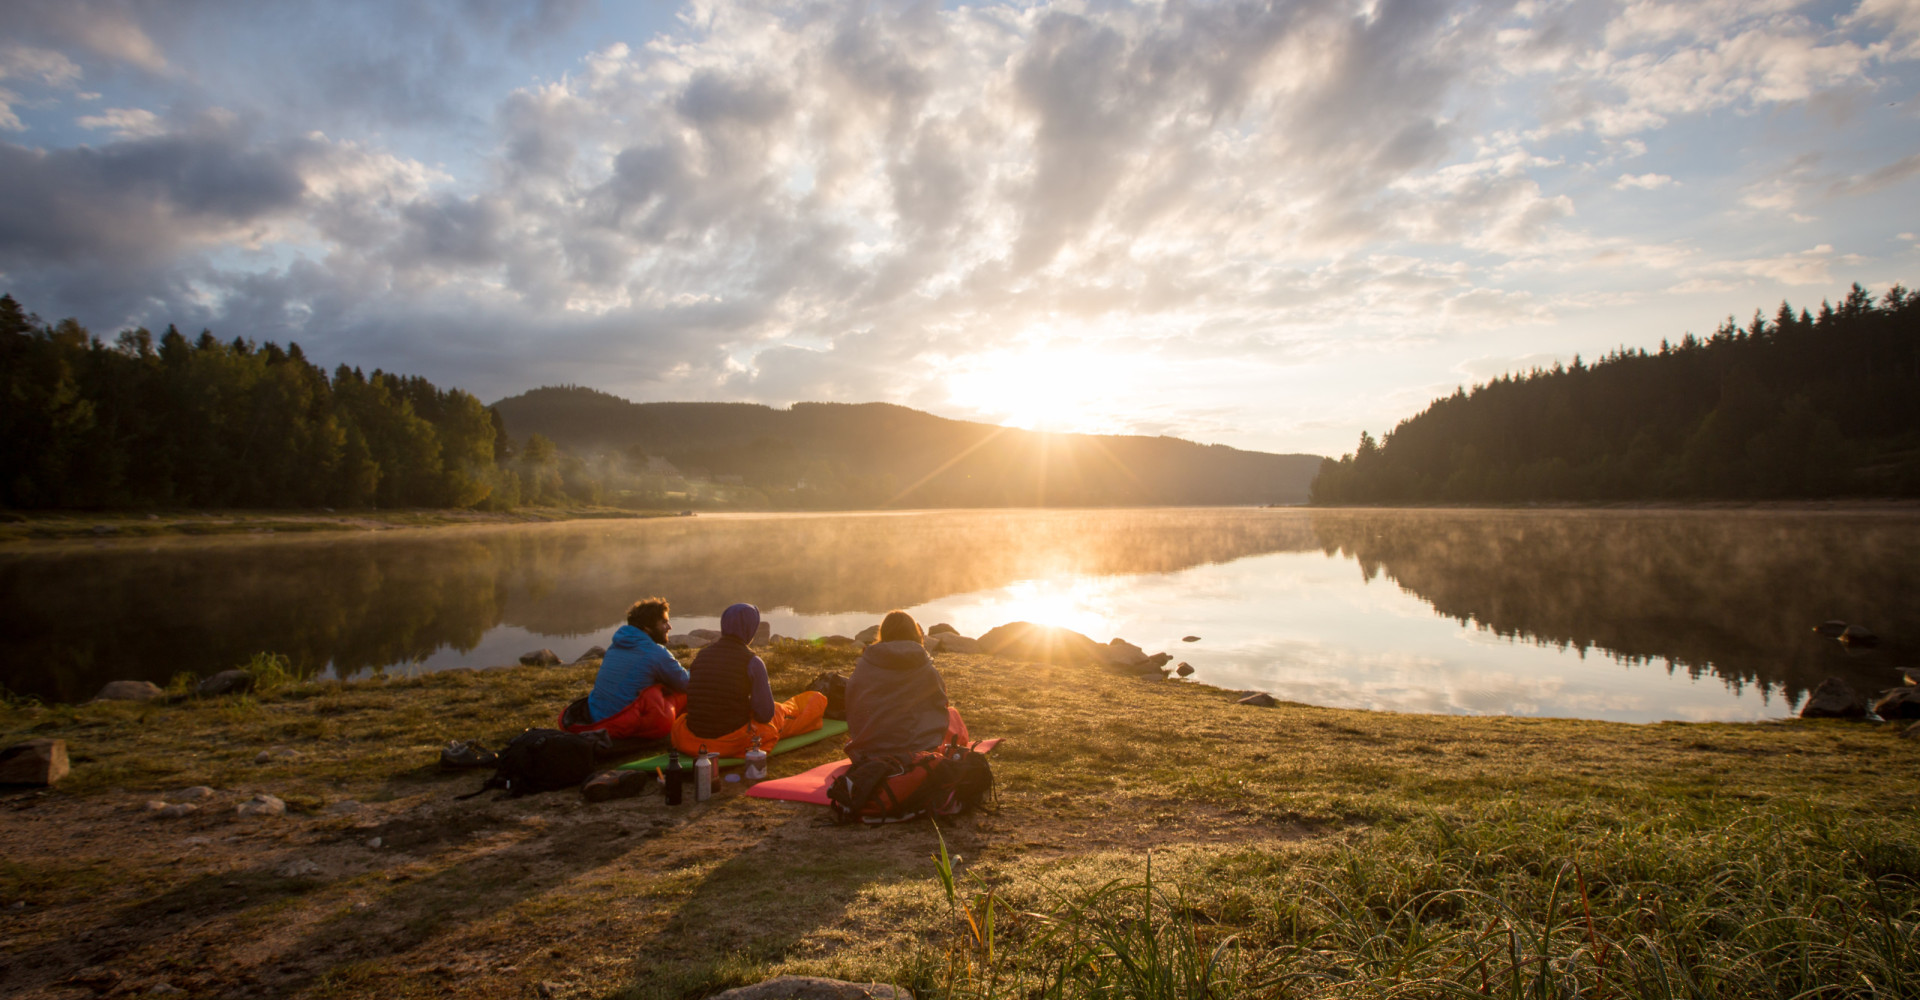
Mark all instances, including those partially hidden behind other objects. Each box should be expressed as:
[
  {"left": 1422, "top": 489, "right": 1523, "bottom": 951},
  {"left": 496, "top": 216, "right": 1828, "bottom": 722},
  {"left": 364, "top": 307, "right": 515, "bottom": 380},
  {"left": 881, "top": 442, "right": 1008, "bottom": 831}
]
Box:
[{"left": 720, "top": 603, "right": 760, "bottom": 641}]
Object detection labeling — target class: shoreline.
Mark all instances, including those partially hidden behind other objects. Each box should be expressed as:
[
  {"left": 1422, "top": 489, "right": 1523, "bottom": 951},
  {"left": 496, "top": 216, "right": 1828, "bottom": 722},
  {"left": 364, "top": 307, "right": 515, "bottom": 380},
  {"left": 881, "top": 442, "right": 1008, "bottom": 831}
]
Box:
[
  {"left": 0, "top": 506, "right": 682, "bottom": 547},
  {"left": 3, "top": 648, "right": 1916, "bottom": 998}
]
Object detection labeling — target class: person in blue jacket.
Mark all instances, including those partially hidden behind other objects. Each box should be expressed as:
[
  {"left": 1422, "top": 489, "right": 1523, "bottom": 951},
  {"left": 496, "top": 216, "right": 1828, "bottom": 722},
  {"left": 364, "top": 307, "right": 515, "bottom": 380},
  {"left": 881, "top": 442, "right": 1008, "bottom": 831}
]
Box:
[{"left": 578, "top": 597, "right": 690, "bottom": 739}]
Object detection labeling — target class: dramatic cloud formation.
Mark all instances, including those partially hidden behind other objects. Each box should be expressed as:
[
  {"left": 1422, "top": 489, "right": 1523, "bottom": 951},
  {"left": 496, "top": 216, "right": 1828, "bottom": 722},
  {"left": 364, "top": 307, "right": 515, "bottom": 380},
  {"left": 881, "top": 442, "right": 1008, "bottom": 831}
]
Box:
[{"left": 0, "top": 0, "right": 1916, "bottom": 455}]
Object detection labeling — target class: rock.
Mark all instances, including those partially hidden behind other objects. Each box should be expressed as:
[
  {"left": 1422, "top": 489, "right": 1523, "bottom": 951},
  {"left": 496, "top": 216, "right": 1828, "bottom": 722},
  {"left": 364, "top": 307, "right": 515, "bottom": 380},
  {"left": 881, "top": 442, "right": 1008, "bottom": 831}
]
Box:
[
  {"left": 573, "top": 646, "right": 607, "bottom": 663},
  {"left": 1139, "top": 652, "right": 1174, "bottom": 672},
  {"left": 1904, "top": 721, "right": 1920, "bottom": 740},
  {"left": 236, "top": 794, "right": 286, "bottom": 818},
  {"left": 93, "top": 679, "right": 164, "bottom": 702},
  {"left": 195, "top": 669, "right": 255, "bottom": 697},
  {"left": 1175, "top": 662, "right": 1194, "bottom": 677},
  {"left": 933, "top": 634, "right": 980, "bottom": 654},
  {"left": 1237, "top": 692, "right": 1279, "bottom": 707},
  {"left": 976, "top": 621, "right": 1108, "bottom": 668},
  {"left": 0, "top": 739, "right": 69, "bottom": 786},
  {"left": 674, "top": 635, "right": 713, "bottom": 650},
  {"left": 325, "top": 799, "right": 365, "bottom": 814},
  {"left": 1872, "top": 687, "right": 1920, "bottom": 719},
  {"left": 149, "top": 982, "right": 186, "bottom": 995},
  {"left": 705, "top": 975, "right": 913, "bottom": 1000},
  {"left": 928, "top": 623, "right": 958, "bottom": 636},
  {"left": 68, "top": 966, "right": 118, "bottom": 990},
  {"left": 274, "top": 859, "right": 322, "bottom": 878},
  {"left": 1182, "top": 635, "right": 1201, "bottom": 642},
  {"left": 173, "top": 786, "right": 215, "bottom": 801},
  {"left": 1814, "top": 620, "right": 1849, "bottom": 637},
  {"left": 855, "top": 625, "right": 881, "bottom": 645},
  {"left": 752, "top": 622, "right": 772, "bottom": 648},
  {"left": 1840, "top": 625, "right": 1881, "bottom": 648},
  {"left": 519, "top": 649, "right": 562, "bottom": 666},
  {"left": 1102, "top": 639, "right": 1149, "bottom": 667},
  {"left": 687, "top": 628, "right": 721, "bottom": 641},
  {"left": 1800, "top": 678, "right": 1867, "bottom": 719},
  {"left": 820, "top": 635, "right": 859, "bottom": 648},
  {"left": 146, "top": 801, "right": 197, "bottom": 818},
  {"left": 254, "top": 750, "right": 272, "bottom": 764},
  {"left": 367, "top": 836, "right": 383, "bottom": 848}
]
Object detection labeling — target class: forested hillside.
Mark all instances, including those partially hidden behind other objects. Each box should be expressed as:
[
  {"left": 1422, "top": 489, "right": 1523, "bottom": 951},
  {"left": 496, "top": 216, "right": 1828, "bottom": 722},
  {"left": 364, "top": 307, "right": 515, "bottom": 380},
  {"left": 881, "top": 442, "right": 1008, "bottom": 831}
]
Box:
[
  {"left": 0, "top": 295, "right": 509, "bottom": 510},
  {"left": 1312, "top": 282, "right": 1920, "bottom": 503},
  {"left": 492, "top": 389, "right": 1323, "bottom": 508}
]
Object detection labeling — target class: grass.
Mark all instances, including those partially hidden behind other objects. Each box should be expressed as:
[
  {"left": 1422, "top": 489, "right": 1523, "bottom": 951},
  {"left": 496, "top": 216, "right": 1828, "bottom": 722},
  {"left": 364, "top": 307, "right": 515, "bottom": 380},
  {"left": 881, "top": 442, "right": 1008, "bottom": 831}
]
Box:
[
  {"left": 2, "top": 645, "right": 1918, "bottom": 999},
  {"left": 0, "top": 505, "right": 679, "bottom": 545}
]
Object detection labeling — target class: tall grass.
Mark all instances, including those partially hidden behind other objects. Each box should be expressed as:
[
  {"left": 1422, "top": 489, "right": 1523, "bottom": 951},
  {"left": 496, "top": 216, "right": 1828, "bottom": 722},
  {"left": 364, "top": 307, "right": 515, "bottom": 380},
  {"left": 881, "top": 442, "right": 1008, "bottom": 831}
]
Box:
[{"left": 917, "top": 803, "right": 1920, "bottom": 999}]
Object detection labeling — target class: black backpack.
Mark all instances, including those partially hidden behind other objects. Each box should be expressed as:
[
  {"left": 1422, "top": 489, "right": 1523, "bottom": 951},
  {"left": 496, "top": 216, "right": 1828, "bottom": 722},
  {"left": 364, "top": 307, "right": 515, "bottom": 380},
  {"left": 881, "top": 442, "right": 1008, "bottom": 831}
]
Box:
[
  {"left": 458, "top": 728, "right": 600, "bottom": 799},
  {"left": 806, "top": 672, "right": 849, "bottom": 720}
]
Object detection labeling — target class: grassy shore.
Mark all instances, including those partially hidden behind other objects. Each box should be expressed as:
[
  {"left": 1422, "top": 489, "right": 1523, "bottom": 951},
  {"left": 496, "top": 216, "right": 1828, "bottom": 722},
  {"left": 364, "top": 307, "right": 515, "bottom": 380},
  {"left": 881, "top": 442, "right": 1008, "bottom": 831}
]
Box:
[
  {"left": 0, "top": 506, "right": 683, "bottom": 545},
  {"left": 2, "top": 647, "right": 1917, "bottom": 999}
]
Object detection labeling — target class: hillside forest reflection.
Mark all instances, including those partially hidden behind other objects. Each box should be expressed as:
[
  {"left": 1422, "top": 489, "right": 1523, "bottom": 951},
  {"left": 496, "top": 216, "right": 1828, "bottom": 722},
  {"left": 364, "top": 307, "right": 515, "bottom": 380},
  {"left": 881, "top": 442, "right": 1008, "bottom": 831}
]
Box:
[{"left": 3, "top": 508, "right": 1913, "bottom": 720}]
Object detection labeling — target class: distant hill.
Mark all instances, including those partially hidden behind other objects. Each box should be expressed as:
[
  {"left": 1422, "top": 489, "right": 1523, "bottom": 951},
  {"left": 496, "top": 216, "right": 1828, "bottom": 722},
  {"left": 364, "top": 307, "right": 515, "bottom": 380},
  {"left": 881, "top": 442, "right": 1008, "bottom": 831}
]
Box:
[
  {"left": 1313, "top": 282, "right": 1920, "bottom": 503},
  {"left": 492, "top": 388, "right": 1322, "bottom": 508}
]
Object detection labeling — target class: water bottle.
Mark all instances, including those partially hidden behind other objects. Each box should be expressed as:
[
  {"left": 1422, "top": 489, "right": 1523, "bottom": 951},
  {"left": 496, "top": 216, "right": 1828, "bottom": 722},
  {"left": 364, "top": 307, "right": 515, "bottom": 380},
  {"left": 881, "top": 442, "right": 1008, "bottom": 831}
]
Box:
[
  {"left": 694, "top": 744, "right": 713, "bottom": 802},
  {"left": 744, "top": 729, "right": 767, "bottom": 782},
  {"left": 664, "top": 748, "right": 683, "bottom": 805}
]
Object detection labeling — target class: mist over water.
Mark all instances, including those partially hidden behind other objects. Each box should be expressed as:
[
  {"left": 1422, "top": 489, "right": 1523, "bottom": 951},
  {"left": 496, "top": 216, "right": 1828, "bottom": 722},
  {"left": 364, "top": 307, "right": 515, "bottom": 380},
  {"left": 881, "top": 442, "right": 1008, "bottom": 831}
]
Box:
[{"left": 4, "top": 508, "right": 1913, "bottom": 721}]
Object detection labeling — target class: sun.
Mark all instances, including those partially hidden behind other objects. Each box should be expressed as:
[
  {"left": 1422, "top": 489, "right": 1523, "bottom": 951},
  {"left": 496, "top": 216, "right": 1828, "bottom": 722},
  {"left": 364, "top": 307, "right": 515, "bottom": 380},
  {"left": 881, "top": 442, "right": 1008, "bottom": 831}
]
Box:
[{"left": 942, "top": 343, "right": 1146, "bottom": 434}]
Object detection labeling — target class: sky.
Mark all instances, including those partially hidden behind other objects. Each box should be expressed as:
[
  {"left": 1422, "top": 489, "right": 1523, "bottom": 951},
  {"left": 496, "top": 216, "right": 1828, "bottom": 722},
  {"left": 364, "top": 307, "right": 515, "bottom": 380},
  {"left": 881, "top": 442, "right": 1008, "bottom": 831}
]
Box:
[{"left": 3, "top": 0, "right": 1918, "bottom": 458}]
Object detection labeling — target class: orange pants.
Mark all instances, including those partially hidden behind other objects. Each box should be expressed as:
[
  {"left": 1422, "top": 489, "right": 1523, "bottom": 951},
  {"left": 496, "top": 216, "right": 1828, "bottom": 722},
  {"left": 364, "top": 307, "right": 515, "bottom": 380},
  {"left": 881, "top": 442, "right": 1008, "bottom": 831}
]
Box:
[
  {"left": 945, "top": 707, "right": 971, "bottom": 748},
  {"left": 672, "top": 690, "right": 830, "bottom": 757}
]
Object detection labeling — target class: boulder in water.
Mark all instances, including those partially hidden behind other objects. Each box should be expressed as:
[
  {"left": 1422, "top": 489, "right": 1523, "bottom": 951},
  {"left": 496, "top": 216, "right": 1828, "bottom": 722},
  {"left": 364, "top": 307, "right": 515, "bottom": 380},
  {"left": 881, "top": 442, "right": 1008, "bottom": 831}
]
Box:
[
  {"left": 1175, "top": 662, "right": 1195, "bottom": 677},
  {"left": 1872, "top": 687, "right": 1920, "bottom": 719},
  {"left": 519, "top": 649, "right": 562, "bottom": 667},
  {"left": 976, "top": 621, "right": 1108, "bottom": 667},
  {"left": 573, "top": 646, "right": 607, "bottom": 663},
  {"left": 1182, "top": 635, "right": 1201, "bottom": 642},
  {"left": 1800, "top": 678, "right": 1867, "bottom": 719},
  {"left": 855, "top": 625, "right": 881, "bottom": 645},
  {"left": 1102, "top": 639, "right": 1149, "bottom": 668}
]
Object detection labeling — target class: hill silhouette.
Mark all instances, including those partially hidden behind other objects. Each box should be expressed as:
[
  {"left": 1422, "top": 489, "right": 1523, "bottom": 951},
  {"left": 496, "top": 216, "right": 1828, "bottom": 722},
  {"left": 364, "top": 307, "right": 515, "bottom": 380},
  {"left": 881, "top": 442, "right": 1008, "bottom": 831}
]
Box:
[
  {"left": 492, "top": 388, "right": 1321, "bottom": 508},
  {"left": 1313, "top": 282, "right": 1920, "bottom": 503}
]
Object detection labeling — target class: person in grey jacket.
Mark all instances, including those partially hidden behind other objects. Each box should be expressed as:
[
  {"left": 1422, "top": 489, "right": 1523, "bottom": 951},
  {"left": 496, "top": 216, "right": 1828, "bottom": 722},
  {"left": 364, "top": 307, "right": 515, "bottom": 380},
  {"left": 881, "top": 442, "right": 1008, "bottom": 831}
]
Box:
[{"left": 844, "top": 610, "right": 970, "bottom": 762}]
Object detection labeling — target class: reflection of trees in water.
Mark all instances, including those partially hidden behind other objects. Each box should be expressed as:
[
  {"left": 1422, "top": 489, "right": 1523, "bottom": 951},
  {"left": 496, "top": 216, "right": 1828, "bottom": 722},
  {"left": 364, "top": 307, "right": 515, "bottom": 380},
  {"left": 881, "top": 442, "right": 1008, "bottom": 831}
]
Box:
[
  {"left": 1309, "top": 509, "right": 1920, "bottom": 703},
  {"left": 3, "top": 511, "right": 1318, "bottom": 701}
]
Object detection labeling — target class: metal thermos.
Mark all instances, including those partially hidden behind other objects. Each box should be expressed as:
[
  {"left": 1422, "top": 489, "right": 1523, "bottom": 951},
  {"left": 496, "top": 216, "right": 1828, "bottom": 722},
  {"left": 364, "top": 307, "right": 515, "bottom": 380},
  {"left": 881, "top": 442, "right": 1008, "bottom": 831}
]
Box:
[
  {"left": 695, "top": 747, "right": 713, "bottom": 801},
  {"left": 664, "top": 749, "right": 683, "bottom": 805},
  {"left": 744, "top": 730, "right": 767, "bottom": 782}
]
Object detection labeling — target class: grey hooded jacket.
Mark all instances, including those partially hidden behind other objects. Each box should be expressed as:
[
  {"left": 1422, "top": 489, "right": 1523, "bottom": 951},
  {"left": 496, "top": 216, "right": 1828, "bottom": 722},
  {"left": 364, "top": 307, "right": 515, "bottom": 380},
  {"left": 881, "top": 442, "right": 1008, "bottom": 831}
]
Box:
[{"left": 845, "top": 639, "right": 952, "bottom": 762}]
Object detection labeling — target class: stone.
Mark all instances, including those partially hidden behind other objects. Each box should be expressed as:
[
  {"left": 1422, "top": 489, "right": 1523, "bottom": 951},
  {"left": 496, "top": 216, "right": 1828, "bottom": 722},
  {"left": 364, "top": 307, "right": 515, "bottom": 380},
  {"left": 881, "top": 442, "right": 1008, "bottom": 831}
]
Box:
[
  {"left": 195, "top": 669, "right": 254, "bottom": 697},
  {"left": 674, "top": 635, "right": 713, "bottom": 650},
  {"left": 573, "top": 646, "right": 607, "bottom": 663},
  {"left": 146, "top": 801, "right": 197, "bottom": 818},
  {"left": 1175, "top": 662, "right": 1195, "bottom": 677},
  {"left": 1139, "top": 652, "right": 1174, "bottom": 672},
  {"left": 325, "top": 799, "right": 365, "bottom": 814},
  {"left": 274, "top": 859, "right": 322, "bottom": 878},
  {"left": 149, "top": 983, "right": 186, "bottom": 995},
  {"left": 932, "top": 634, "right": 980, "bottom": 654},
  {"left": 752, "top": 622, "right": 772, "bottom": 647},
  {"left": 855, "top": 625, "right": 881, "bottom": 645},
  {"left": 94, "top": 679, "right": 164, "bottom": 702},
  {"left": 1839, "top": 625, "right": 1881, "bottom": 648},
  {"left": 1800, "top": 678, "right": 1867, "bottom": 719},
  {"left": 254, "top": 750, "right": 273, "bottom": 764},
  {"left": 519, "top": 649, "right": 562, "bottom": 666},
  {"left": 1237, "top": 692, "right": 1279, "bottom": 707},
  {"left": 820, "top": 635, "right": 859, "bottom": 648},
  {"left": 1102, "top": 639, "right": 1149, "bottom": 667},
  {"left": 928, "top": 623, "right": 958, "bottom": 636},
  {"left": 1182, "top": 635, "right": 1201, "bottom": 642},
  {"left": 705, "top": 975, "right": 913, "bottom": 1000},
  {"left": 0, "top": 739, "right": 69, "bottom": 786},
  {"left": 367, "top": 836, "right": 384, "bottom": 848},
  {"left": 687, "top": 628, "right": 722, "bottom": 641},
  {"left": 1904, "top": 721, "right": 1920, "bottom": 740},
  {"left": 236, "top": 794, "right": 286, "bottom": 818},
  {"left": 976, "top": 621, "right": 1109, "bottom": 668},
  {"left": 173, "top": 786, "right": 215, "bottom": 801},
  {"left": 1872, "top": 687, "right": 1920, "bottom": 719}
]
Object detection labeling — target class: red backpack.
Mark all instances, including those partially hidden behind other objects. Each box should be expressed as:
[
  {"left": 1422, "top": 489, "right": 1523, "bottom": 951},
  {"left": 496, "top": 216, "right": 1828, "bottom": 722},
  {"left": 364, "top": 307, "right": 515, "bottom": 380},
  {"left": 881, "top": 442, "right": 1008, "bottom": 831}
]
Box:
[{"left": 828, "top": 745, "right": 995, "bottom": 825}]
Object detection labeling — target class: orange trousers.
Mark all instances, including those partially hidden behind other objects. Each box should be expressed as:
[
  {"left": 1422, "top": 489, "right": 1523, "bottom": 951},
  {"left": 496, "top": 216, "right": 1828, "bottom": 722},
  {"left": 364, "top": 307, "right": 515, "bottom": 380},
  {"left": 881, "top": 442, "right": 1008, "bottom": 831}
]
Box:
[
  {"left": 944, "top": 706, "right": 971, "bottom": 748},
  {"left": 671, "top": 689, "right": 830, "bottom": 757}
]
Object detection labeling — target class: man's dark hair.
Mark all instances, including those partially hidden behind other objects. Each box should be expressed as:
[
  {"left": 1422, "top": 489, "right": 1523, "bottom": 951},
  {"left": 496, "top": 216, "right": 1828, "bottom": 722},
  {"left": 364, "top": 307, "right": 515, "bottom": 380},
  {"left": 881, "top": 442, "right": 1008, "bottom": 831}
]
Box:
[{"left": 627, "top": 598, "right": 669, "bottom": 630}]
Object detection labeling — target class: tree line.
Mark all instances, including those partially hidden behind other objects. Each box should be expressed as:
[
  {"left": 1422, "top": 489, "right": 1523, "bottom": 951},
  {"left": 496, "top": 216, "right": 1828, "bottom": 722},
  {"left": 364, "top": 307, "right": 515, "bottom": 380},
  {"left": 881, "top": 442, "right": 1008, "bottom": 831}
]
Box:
[
  {"left": 1312, "top": 282, "right": 1920, "bottom": 503},
  {"left": 0, "top": 294, "right": 533, "bottom": 510}
]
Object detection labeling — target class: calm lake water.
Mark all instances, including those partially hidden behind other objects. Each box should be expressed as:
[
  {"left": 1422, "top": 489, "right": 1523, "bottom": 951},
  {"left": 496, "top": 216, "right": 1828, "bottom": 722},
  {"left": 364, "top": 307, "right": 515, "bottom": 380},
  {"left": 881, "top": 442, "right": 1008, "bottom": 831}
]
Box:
[{"left": 5, "top": 508, "right": 1916, "bottom": 722}]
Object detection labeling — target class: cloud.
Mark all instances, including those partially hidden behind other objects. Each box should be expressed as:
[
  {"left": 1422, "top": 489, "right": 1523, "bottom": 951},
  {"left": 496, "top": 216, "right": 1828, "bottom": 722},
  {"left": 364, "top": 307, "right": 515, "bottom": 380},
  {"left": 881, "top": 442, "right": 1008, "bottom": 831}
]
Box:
[
  {"left": 1614, "top": 172, "right": 1675, "bottom": 190},
  {"left": 76, "top": 107, "right": 162, "bottom": 139}
]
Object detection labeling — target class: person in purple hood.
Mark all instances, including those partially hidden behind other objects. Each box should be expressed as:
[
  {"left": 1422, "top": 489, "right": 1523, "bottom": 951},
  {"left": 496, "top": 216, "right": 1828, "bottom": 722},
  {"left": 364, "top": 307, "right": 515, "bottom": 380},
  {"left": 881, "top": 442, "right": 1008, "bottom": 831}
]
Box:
[{"left": 670, "top": 603, "right": 828, "bottom": 757}]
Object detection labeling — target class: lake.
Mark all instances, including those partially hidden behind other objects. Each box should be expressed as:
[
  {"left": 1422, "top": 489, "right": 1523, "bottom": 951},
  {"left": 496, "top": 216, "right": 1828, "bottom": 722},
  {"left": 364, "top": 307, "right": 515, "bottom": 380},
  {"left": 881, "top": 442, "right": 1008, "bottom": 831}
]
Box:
[{"left": 4, "top": 508, "right": 1915, "bottom": 722}]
